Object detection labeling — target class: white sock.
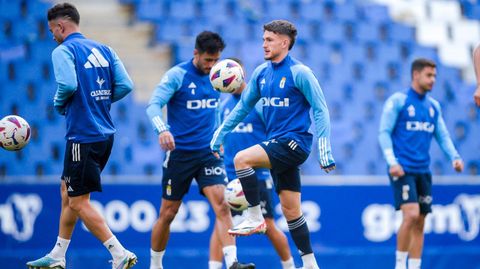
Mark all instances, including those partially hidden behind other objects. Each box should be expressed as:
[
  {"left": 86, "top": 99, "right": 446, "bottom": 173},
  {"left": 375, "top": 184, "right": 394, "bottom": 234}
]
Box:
[
  {"left": 281, "top": 256, "right": 296, "bottom": 269},
  {"left": 408, "top": 258, "right": 421, "bottom": 269},
  {"left": 247, "top": 205, "right": 263, "bottom": 221},
  {"left": 209, "top": 260, "right": 223, "bottom": 269},
  {"left": 223, "top": 245, "right": 238, "bottom": 268},
  {"left": 103, "top": 236, "right": 126, "bottom": 261},
  {"left": 395, "top": 251, "right": 408, "bottom": 269},
  {"left": 301, "top": 253, "right": 319, "bottom": 269},
  {"left": 150, "top": 249, "right": 165, "bottom": 269},
  {"left": 49, "top": 237, "right": 70, "bottom": 259}
]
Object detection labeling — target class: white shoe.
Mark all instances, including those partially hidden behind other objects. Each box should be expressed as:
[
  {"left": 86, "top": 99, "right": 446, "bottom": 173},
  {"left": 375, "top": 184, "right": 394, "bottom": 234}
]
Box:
[
  {"left": 111, "top": 250, "right": 137, "bottom": 269},
  {"left": 26, "top": 254, "right": 65, "bottom": 269},
  {"left": 228, "top": 217, "right": 267, "bottom": 236}
]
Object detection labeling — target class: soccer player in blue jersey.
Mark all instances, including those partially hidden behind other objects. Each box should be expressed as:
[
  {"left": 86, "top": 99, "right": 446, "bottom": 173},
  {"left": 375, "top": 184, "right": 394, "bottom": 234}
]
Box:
[
  {"left": 210, "top": 20, "right": 335, "bottom": 269},
  {"left": 27, "top": 3, "right": 137, "bottom": 269},
  {"left": 378, "top": 58, "right": 464, "bottom": 269},
  {"left": 146, "top": 32, "right": 254, "bottom": 269},
  {"left": 209, "top": 58, "right": 295, "bottom": 269}
]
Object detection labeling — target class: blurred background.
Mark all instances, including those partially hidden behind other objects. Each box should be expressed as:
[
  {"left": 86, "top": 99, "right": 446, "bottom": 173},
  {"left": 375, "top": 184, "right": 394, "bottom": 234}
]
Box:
[{"left": 0, "top": 0, "right": 479, "bottom": 268}]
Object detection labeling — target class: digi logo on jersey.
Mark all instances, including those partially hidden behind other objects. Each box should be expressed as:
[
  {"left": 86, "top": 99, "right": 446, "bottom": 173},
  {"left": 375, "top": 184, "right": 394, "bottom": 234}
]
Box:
[
  {"left": 186, "top": 98, "right": 218, "bottom": 109},
  {"left": 362, "top": 193, "right": 480, "bottom": 242},
  {"left": 0, "top": 193, "right": 42, "bottom": 241},
  {"left": 232, "top": 122, "right": 253, "bottom": 133},
  {"left": 406, "top": 121, "right": 435, "bottom": 133},
  {"left": 260, "top": 97, "right": 289, "bottom": 107}
]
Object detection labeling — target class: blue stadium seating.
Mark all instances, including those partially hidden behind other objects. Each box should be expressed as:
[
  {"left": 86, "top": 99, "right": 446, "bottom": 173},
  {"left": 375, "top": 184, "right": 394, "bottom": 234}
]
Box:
[{"left": 0, "top": 0, "right": 478, "bottom": 178}]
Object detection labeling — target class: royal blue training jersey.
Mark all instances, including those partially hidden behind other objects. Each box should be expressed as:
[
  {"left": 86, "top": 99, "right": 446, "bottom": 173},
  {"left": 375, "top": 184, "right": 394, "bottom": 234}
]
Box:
[
  {"left": 52, "top": 33, "right": 133, "bottom": 143},
  {"left": 378, "top": 88, "right": 461, "bottom": 173},
  {"left": 220, "top": 94, "right": 270, "bottom": 180},
  {"left": 211, "top": 55, "right": 334, "bottom": 167},
  {"left": 146, "top": 60, "right": 220, "bottom": 151}
]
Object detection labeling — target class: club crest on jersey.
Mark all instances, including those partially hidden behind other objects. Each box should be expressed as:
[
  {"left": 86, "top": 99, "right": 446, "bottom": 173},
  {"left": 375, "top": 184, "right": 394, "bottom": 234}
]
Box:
[
  {"left": 429, "top": 106, "right": 435, "bottom": 118},
  {"left": 279, "top": 77, "right": 286, "bottom": 89},
  {"left": 407, "top": 105, "right": 415, "bottom": 117},
  {"left": 188, "top": 82, "right": 197, "bottom": 95}
]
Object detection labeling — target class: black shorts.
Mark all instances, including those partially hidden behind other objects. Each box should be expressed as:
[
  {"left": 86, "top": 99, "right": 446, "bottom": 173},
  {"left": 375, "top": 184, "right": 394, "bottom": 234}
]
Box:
[
  {"left": 162, "top": 149, "right": 227, "bottom": 200},
  {"left": 232, "top": 179, "right": 275, "bottom": 218},
  {"left": 62, "top": 136, "right": 114, "bottom": 197},
  {"left": 389, "top": 172, "right": 432, "bottom": 214},
  {"left": 259, "top": 137, "right": 309, "bottom": 193}
]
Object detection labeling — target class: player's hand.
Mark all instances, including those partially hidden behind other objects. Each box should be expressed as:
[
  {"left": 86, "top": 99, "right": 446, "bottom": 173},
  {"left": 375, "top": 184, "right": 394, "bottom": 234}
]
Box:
[
  {"left": 212, "top": 145, "right": 224, "bottom": 159},
  {"left": 54, "top": 105, "right": 66, "bottom": 115},
  {"left": 452, "top": 159, "right": 464, "bottom": 173},
  {"left": 474, "top": 86, "right": 480, "bottom": 107},
  {"left": 158, "top": 131, "right": 175, "bottom": 151},
  {"left": 389, "top": 164, "right": 405, "bottom": 179},
  {"left": 321, "top": 163, "right": 336, "bottom": 173}
]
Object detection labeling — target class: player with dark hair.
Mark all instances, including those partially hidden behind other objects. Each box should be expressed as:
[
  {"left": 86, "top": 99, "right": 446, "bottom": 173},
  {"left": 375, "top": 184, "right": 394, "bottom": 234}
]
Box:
[
  {"left": 27, "top": 3, "right": 136, "bottom": 269},
  {"left": 210, "top": 20, "right": 335, "bottom": 269},
  {"left": 379, "top": 58, "right": 464, "bottom": 269},
  {"left": 146, "top": 31, "right": 254, "bottom": 269},
  {"left": 208, "top": 58, "right": 295, "bottom": 269}
]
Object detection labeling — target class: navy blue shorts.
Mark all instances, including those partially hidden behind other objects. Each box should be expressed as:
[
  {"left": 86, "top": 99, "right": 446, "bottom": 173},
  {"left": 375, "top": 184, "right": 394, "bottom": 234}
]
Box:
[
  {"left": 389, "top": 172, "right": 432, "bottom": 214},
  {"left": 232, "top": 178, "right": 275, "bottom": 219},
  {"left": 62, "top": 136, "right": 114, "bottom": 197},
  {"left": 162, "top": 149, "right": 227, "bottom": 200},
  {"left": 259, "top": 137, "right": 309, "bottom": 193}
]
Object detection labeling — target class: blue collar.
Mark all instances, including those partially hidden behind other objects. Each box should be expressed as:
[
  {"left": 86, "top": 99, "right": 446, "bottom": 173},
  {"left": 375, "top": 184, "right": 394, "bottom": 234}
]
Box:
[
  {"left": 408, "top": 87, "right": 427, "bottom": 100},
  {"left": 64, "top": 32, "right": 84, "bottom": 42}
]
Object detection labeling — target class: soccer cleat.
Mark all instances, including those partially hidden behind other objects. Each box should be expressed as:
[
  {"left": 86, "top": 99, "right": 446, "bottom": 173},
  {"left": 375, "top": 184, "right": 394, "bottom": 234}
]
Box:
[
  {"left": 26, "top": 255, "right": 65, "bottom": 269},
  {"left": 228, "top": 218, "right": 267, "bottom": 236},
  {"left": 111, "top": 250, "right": 137, "bottom": 269},
  {"left": 229, "top": 261, "right": 256, "bottom": 269}
]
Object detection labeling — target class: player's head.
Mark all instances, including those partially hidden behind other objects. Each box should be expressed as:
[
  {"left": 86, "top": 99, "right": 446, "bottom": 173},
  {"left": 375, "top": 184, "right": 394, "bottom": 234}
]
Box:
[
  {"left": 411, "top": 58, "right": 436, "bottom": 93},
  {"left": 227, "top": 57, "right": 247, "bottom": 95},
  {"left": 263, "top": 20, "right": 297, "bottom": 62},
  {"left": 47, "top": 2, "right": 80, "bottom": 44},
  {"left": 193, "top": 31, "right": 226, "bottom": 75}
]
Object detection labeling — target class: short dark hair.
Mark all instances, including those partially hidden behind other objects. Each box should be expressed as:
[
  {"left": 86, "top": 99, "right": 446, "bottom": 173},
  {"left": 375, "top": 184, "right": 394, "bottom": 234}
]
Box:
[
  {"left": 195, "top": 31, "right": 226, "bottom": 54},
  {"left": 47, "top": 3, "right": 80, "bottom": 25},
  {"left": 411, "top": 58, "right": 436, "bottom": 77},
  {"left": 263, "top": 20, "right": 297, "bottom": 50}
]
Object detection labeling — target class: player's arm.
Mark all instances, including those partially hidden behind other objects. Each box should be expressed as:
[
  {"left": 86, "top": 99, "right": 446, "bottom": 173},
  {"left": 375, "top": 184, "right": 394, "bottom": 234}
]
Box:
[
  {"left": 51, "top": 45, "right": 77, "bottom": 115},
  {"left": 292, "top": 65, "right": 335, "bottom": 172},
  {"left": 431, "top": 100, "right": 464, "bottom": 172},
  {"left": 378, "top": 93, "right": 404, "bottom": 177},
  {"left": 472, "top": 44, "right": 480, "bottom": 107},
  {"left": 109, "top": 47, "right": 134, "bottom": 103},
  {"left": 210, "top": 67, "right": 263, "bottom": 154},
  {"left": 146, "top": 67, "right": 183, "bottom": 151}
]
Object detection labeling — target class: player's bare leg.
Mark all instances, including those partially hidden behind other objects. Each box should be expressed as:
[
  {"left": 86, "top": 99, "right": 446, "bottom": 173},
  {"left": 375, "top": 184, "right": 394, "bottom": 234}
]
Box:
[
  {"left": 150, "top": 199, "right": 182, "bottom": 269},
  {"left": 204, "top": 184, "right": 255, "bottom": 269},
  {"left": 395, "top": 203, "right": 420, "bottom": 269},
  {"left": 208, "top": 222, "right": 224, "bottom": 269},
  {"left": 229, "top": 145, "right": 270, "bottom": 236},
  {"left": 265, "top": 217, "right": 294, "bottom": 267},
  {"left": 407, "top": 213, "right": 425, "bottom": 269}
]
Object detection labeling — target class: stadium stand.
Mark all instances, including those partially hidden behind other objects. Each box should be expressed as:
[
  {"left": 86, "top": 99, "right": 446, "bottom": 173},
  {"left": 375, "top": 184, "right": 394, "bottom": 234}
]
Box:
[{"left": 0, "top": 0, "right": 478, "bottom": 179}]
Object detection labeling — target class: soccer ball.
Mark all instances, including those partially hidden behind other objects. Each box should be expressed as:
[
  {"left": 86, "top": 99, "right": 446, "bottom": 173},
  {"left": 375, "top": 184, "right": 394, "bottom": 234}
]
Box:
[
  {"left": 209, "top": 59, "right": 245, "bottom": 93},
  {"left": 0, "top": 115, "right": 31, "bottom": 151},
  {"left": 224, "top": 178, "right": 249, "bottom": 211}
]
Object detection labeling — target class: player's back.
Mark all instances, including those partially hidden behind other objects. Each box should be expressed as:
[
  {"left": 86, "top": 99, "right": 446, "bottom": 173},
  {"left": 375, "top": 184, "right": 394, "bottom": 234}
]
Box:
[{"left": 57, "top": 33, "right": 117, "bottom": 143}]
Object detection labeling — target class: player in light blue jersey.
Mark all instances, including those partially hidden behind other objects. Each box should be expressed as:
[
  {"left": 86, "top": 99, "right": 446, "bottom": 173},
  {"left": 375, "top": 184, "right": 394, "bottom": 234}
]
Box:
[
  {"left": 378, "top": 58, "right": 464, "bottom": 269},
  {"left": 209, "top": 58, "right": 295, "bottom": 269},
  {"left": 146, "top": 32, "right": 254, "bottom": 269},
  {"left": 27, "top": 3, "right": 136, "bottom": 269},
  {"left": 210, "top": 20, "right": 335, "bottom": 269}
]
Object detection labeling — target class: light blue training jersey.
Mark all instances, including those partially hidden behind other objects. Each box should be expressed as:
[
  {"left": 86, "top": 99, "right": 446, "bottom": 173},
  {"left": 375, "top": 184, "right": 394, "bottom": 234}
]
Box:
[
  {"left": 220, "top": 94, "right": 270, "bottom": 180},
  {"left": 211, "top": 55, "right": 334, "bottom": 167},
  {"left": 378, "top": 88, "right": 461, "bottom": 173},
  {"left": 52, "top": 33, "right": 133, "bottom": 143},
  {"left": 146, "top": 60, "right": 220, "bottom": 151}
]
